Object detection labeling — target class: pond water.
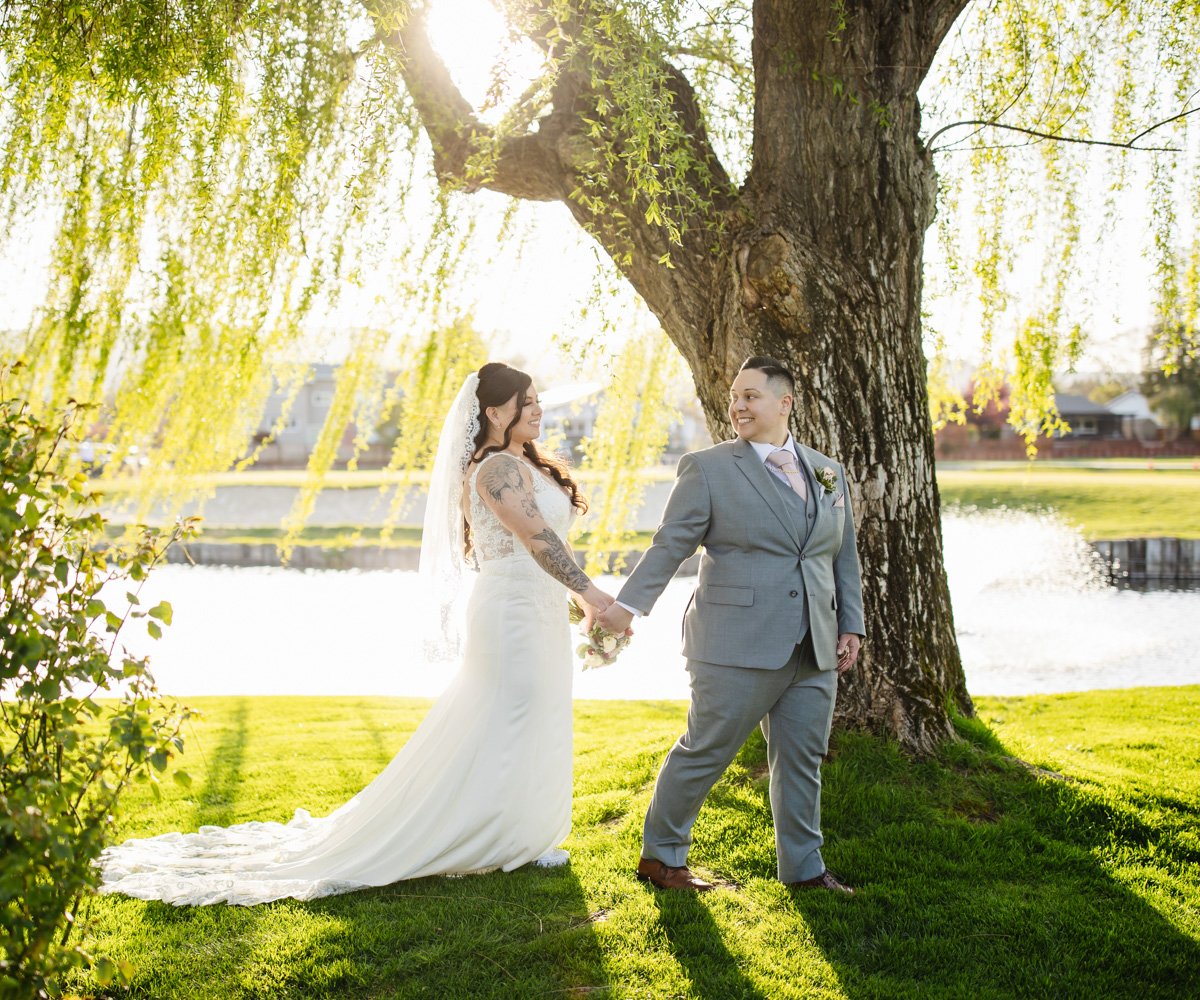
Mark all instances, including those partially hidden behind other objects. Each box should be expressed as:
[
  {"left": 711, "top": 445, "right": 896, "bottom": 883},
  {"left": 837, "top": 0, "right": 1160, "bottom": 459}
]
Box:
[{"left": 110, "top": 510, "right": 1199, "bottom": 701}]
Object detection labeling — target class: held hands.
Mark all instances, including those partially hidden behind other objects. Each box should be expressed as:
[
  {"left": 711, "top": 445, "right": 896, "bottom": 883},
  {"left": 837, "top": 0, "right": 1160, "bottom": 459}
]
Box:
[
  {"left": 596, "top": 602, "right": 635, "bottom": 636},
  {"left": 578, "top": 585, "right": 614, "bottom": 633},
  {"left": 835, "top": 633, "right": 862, "bottom": 675}
]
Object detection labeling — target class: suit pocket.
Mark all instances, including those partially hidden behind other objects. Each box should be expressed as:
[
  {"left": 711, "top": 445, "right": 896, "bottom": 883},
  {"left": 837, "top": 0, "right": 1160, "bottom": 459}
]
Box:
[{"left": 701, "top": 585, "right": 754, "bottom": 607}]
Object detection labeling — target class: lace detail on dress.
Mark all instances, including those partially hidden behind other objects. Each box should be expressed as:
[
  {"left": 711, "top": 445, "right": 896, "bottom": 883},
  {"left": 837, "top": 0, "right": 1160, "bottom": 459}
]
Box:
[
  {"left": 467, "top": 453, "right": 574, "bottom": 567},
  {"left": 467, "top": 456, "right": 516, "bottom": 563}
]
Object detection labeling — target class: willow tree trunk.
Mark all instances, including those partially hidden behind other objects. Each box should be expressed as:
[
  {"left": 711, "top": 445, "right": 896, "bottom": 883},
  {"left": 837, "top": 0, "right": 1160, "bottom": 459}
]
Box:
[
  {"left": 666, "top": 205, "right": 972, "bottom": 752},
  {"left": 393, "top": 0, "right": 973, "bottom": 753},
  {"left": 583, "top": 3, "right": 973, "bottom": 753}
]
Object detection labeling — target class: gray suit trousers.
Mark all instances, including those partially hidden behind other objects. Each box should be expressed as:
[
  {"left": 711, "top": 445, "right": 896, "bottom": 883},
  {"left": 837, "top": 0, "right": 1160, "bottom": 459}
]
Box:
[{"left": 642, "top": 636, "right": 838, "bottom": 883}]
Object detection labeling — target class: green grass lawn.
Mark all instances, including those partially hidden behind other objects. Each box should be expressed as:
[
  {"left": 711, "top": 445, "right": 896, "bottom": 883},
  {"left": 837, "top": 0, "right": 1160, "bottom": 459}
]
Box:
[
  {"left": 937, "top": 466, "right": 1200, "bottom": 539},
  {"left": 110, "top": 525, "right": 428, "bottom": 549},
  {"left": 62, "top": 688, "right": 1200, "bottom": 999}
]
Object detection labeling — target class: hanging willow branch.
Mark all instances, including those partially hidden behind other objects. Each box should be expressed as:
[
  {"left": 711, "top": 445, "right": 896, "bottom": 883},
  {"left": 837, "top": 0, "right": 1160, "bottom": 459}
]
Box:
[
  {"left": 924, "top": 0, "right": 1199, "bottom": 451},
  {"left": 0, "top": 0, "right": 1196, "bottom": 520}
]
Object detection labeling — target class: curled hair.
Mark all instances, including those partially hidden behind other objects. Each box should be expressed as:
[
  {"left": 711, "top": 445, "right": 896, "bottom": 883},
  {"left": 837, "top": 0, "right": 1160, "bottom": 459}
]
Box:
[
  {"left": 464, "top": 362, "right": 588, "bottom": 557},
  {"left": 739, "top": 355, "right": 796, "bottom": 398}
]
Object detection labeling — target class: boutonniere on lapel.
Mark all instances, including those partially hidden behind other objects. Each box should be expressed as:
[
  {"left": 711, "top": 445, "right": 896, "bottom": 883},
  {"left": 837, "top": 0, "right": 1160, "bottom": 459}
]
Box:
[{"left": 815, "top": 466, "right": 838, "bottom": 495}]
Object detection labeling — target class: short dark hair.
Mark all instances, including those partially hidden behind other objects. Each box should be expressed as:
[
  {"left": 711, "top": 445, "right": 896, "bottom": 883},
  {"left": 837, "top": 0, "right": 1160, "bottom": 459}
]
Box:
[{"left": 739, "top": 356, "right": 795, "bottom": 398}]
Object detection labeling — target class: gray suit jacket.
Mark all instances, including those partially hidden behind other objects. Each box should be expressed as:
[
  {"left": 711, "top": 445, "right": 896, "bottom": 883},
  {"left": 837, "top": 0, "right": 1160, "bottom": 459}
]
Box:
[{"left": 618, "top": 437, "right": 866, "bottom": 670}]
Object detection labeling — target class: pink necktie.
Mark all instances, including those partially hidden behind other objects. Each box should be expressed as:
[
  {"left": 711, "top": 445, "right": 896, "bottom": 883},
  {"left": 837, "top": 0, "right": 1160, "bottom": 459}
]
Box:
[{"left": 766, "top": 448, "right": 807, "bottom": 501}]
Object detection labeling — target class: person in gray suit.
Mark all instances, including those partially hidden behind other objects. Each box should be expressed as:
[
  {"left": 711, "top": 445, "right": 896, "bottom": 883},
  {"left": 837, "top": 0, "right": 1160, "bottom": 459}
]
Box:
[{"left": 596, "top": 356, "right": 865, "bottom": 893}]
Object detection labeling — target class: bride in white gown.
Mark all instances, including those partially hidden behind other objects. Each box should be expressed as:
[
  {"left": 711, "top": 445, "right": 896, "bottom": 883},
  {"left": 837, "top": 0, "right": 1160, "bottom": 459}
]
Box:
[{"left": 98, "top": 362, "right": 615, "bottom": 906}]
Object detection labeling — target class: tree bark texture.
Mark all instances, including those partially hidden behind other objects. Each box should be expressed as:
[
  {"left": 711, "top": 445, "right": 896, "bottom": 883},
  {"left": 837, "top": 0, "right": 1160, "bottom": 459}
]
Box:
[{"left": 388, "top": 0, "right": 975, "bottom": 753}]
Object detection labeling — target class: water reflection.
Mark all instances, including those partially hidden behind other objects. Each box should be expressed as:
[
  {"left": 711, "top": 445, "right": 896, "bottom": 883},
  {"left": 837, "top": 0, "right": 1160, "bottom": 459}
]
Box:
[
  {"left": 111, "top": 510, "right": 1199, "bottom": 700},
  {"left": 942, "top": 510, "right": 1198, "bottom": 693}
]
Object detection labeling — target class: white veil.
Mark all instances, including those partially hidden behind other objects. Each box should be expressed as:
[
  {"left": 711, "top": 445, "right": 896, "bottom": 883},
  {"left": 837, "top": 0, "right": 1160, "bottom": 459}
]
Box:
[{"left": 417, "top": 371, "right": 481, "bottom": 666}]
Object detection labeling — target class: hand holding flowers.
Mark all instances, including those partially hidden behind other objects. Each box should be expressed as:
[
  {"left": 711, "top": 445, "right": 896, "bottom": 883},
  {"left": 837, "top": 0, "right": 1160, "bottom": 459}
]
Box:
[{"left": 569, "top": 598, "right": 633, "bottom": 669}]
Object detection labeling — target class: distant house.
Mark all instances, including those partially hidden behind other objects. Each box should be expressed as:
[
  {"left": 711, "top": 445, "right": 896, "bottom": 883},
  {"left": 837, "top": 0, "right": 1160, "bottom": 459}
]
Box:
[
  {"left": 252, "top": 364, "right": 344, "bottom": 466},
  {"left": 936, "top": 379, "right": 1200, "bottom": 458},
  {"left": 540, "top": 400, "right": 599, "bottom": 461},
  {"left": 665, "top": 406, "right": 710, "bottom": 459},
  {"left": 1053, "top": 393, "right": 1124, "bottom": 439},
  {"left": 1106, "top": 390, "right": 1161, "bottom": 442}
]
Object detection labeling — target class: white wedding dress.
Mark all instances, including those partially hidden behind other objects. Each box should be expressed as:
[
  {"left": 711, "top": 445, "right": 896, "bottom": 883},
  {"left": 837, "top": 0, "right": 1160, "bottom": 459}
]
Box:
[{"left": 99, "top": 454, "right": 575, "bottom": 906}]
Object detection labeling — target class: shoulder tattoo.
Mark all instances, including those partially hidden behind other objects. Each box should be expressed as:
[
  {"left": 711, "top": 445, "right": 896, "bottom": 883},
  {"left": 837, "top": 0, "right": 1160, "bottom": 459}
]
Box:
[{"left": 478, "top": 455, "right": 528, "bottom": 505}]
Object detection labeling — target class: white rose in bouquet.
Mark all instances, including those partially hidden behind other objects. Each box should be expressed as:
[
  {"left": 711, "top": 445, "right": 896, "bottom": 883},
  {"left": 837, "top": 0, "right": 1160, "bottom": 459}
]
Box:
[{"left": 568, "top": 598, "right": 634, "bottom": 669}]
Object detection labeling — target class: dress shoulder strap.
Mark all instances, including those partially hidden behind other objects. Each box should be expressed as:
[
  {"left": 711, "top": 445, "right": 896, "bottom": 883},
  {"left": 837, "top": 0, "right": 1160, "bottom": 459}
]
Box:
[{"left": 468, "top": 450, "right": 529, "bottom": 489}]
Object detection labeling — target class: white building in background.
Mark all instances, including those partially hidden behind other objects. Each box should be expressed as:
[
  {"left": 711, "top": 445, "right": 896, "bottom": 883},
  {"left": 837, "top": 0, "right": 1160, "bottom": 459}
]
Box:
[
  {"left": 1106, "top": 390, "right": 1161, "bottom": 442},
  {"left": 252, "top": 363, "right": 344, "bottom": 467},
  {"left": 539, "top": 399, "right": 598, "bottom": 461}
]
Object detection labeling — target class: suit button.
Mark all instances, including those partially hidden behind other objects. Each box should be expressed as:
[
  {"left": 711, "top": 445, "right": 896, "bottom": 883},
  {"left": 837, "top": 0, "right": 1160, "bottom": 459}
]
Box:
[
  {"left": 808, "top": 513, "right": 814, "bottom": 519},
  {"left": 789, "top": 590, "right": 798, "bottom": 598},
  {"left": 800, "top": 554, "right": 806, "bottom": 561}
]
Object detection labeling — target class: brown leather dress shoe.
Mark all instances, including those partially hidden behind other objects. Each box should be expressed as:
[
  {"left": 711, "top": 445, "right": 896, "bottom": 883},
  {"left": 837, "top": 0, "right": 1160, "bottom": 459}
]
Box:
[
  {"left": 635, "top": 857, "right": 715, "bottom": 891},
  {"left": 787, "top": 869, "right": 854, "bottom": 894}
]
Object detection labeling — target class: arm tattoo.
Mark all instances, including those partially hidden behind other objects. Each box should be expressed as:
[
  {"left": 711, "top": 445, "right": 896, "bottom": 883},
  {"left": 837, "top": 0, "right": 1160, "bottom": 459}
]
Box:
[
  {"left": 478, "top": 456, "right": 526, "bottom": 504},
  {"left": 530, "top": 527, "right": 591, "bottom": 591}
]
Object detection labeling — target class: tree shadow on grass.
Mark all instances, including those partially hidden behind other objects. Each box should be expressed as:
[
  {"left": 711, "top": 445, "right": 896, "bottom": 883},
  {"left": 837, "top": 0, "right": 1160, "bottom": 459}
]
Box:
[
  {"left": 346, "top": 697, "right": 406, "bottom": 770},
  {"left": 771, "top": 720, "right": 1200, "bottom": 999},
  {"left": 191, "top": 697, "right": 250, "bottom": 828},
  {"left": 319, "top": 697, "right": 412, "bottom": 800},
  {"left": 326, "top": 863, "right": 609, "bottom": 998},
  {"left": 118, "top": 860, "right": 608, "bottom": 998},
  {"left": 102, "top": 699, "right": 610, "bottom": 998},
  {"left": 646, "top": 888, "right": 770, "bottom": 1000}
]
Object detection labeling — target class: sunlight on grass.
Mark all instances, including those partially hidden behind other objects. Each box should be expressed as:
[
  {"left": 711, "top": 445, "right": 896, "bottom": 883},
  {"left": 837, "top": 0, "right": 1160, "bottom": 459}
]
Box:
[{"left": 61, "top": 689, "right": 1200, "bottom": 998}]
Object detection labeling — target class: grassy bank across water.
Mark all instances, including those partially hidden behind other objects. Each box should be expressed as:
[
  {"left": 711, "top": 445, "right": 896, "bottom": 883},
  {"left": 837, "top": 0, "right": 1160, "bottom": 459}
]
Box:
[
  {"left": 936, "top": 465, "right": 1200, "bottom": 540},
  {"left": 66, "top": 687, "right": 1199, "bottom": 998}
]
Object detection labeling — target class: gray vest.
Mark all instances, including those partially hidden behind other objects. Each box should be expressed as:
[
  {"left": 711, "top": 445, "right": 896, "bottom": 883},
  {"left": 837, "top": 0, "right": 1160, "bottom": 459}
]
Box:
[{"left": 765, "top": 465, "right": 815, "bottom": 645}]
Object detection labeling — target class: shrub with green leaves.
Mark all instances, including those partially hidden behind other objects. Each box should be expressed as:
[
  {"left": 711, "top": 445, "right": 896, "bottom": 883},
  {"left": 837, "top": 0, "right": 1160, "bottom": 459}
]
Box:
[{"left": 0, "top": 368, "right": 196, "bottom": 998}]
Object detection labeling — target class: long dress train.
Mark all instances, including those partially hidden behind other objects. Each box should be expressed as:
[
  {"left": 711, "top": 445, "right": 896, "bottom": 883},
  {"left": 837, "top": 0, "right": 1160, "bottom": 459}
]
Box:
[{"left": 98, "top": 455, "right": 575, "bottom": 906}]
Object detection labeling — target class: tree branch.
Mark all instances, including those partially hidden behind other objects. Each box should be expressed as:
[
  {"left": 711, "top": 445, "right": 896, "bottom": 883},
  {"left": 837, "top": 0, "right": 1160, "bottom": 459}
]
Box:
[
  {"left": 927, "top": 109, "right": 1197, "bottom": 153},
  {"left": 372, "top": 4, "right": 565, "bottom": 202},
  {"left": 665, "top": 43, "right": 752, "bottom": 80},
  {"left": 1127, "top": 106, "right": 1200, "bottom": 146},
  {"left": 916, "top": 0, "right": 972, "bottom": 77},
  {"left": 368, "top": 0, "right": 733, "bottom": 335}
]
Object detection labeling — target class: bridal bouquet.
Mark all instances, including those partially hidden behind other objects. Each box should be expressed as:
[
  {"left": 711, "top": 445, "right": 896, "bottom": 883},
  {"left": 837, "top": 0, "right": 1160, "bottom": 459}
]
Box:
[{"left": 568, "top": 599, "right": 632, "bottom": 669}]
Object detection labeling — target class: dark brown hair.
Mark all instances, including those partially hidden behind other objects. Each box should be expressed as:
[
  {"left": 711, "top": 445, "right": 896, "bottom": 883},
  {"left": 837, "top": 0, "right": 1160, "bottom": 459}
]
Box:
[
  {"left": 739, "top": 355, "right": 796, "bottom": 398},
  {"left": 465, "top": 362, "right": 588, "bottom": 556}
]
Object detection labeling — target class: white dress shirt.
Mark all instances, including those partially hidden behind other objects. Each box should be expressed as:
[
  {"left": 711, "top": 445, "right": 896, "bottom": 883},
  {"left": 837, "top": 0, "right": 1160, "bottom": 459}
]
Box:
[{"left": 749, "top": 435, "right": 799, "bottom": 471}]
